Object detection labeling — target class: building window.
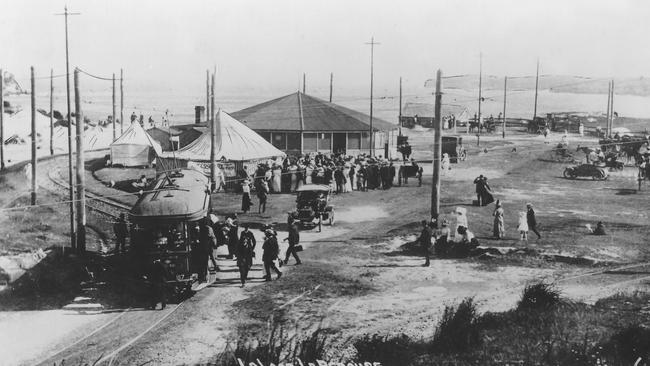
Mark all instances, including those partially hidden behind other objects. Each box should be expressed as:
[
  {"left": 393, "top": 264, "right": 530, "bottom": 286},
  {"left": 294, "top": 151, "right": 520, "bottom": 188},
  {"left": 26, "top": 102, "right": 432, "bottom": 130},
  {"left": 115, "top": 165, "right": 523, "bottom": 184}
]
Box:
[
  {"left": 272, "top": 133, "right": 286, "bottom": 150},
  {"left": 303, "top": 133, "right": 317, "bottom": 151},
  {"left": 259, "top": 131, "right": 271, "bottom": 142},
  {"left": 286, "top": 133, "right": 301, "bottom": 151},
  {"left": 347, "top": 133, "right": 361, "bottom": 150},
  {"left": 361, "top": 131, "right": 370, "bottom": 149},
  {"left": 317, "top": 133, "right": 331, "bottom": 152}
]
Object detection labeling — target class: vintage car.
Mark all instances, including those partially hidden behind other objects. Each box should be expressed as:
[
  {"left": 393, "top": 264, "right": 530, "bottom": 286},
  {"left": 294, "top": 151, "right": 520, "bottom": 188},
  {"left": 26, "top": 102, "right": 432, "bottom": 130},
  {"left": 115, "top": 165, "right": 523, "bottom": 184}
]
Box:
[
  {"left": 288, "top": 184, "right": 334, "bottom": 232},
  {"left": 563, "top": 164, "right": 608, "bottom": 180}
]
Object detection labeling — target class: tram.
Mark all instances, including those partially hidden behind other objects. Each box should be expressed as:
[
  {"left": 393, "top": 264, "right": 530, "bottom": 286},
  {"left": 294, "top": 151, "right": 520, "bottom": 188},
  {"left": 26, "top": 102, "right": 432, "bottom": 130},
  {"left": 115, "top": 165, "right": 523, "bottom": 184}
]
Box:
[{"left": 129, "top": 169, "right": 211, "bottom": 294}]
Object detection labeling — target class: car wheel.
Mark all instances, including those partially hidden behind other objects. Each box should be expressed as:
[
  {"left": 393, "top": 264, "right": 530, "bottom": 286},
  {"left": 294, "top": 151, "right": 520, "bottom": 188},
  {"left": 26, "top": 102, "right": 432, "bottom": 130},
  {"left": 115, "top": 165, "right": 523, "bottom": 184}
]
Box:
[{"left": 563, "top": 168, "right": 575, "bottom": 179}]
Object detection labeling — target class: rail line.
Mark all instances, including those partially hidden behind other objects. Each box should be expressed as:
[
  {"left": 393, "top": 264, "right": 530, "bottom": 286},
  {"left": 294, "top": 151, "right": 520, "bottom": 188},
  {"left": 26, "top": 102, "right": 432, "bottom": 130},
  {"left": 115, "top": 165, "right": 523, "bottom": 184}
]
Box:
[{"left": 47, "top": 167, "right": 132, "bottom": 219}]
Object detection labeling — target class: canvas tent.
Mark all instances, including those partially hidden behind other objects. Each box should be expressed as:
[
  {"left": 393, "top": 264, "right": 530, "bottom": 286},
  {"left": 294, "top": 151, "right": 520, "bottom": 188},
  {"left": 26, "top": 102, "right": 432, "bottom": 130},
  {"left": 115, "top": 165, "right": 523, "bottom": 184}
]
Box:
[
  {"left": 110, "top": 122, "right": 162, "bottom": 167},
  {"left": 162, "top": 109, "right": 285, "bottom": 162}
]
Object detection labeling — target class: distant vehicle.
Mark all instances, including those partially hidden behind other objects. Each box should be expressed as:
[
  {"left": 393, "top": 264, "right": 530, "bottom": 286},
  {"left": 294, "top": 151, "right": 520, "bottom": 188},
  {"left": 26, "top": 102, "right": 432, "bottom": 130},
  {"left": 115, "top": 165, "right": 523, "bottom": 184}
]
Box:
[
  {"left": 288, "top": 184, "right": 334, "bottom": 232},
  {"left": 129, "top": 169, "right": 212, "bottom": 295},
  {"left": 563, "top": 164, "right": 608, "bottom": 180}
]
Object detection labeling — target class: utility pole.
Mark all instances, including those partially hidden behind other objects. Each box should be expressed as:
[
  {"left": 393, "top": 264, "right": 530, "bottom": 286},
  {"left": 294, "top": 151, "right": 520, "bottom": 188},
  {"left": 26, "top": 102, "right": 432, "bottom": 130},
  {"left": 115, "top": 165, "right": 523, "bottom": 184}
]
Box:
[
  {"left": 30, "top": 67, "right": 37, "bottom": 206},
  {"left": 606, "top": 80, "right": 611, "bottom": 137},
  {"left": 303, "top": 73, "right": 306, "bottom": 94},
  {"left": 120, "top": 69, "right": 124, "bottom": 133},
  {"left": 366, "top": 37, "right": 380, "bottom": 156},
  {"left": 329, "top": 72, "right": 333, "bottom": 102},
  {"left": 112, "top": 73, "right": 116, "bottom": 141},
  {"left": 206, "top": 69, "right": 210, "bottom": 121},
  {"left": 398, "top": 77, "right": 402, "bottom": 136},
  {"left": 502, "top": 76, "right": 507, "bottom": 139},
  {"left": 50, "top": 69, "right": 54, "bottom": 155},
  {"left": 609, "top": 79, "right": 614, "bottom": 136},
  {"left": 210, "top": 71, "right": 217, "bottom": 191},
  {"left": 431, "top": 69, "right": 442, "bottom": 220},
  {"left": 56, "top": 6, "right": 79, "bottom": 250},
  {"left": 533, "top": 58, "right": 540, "bottom": 121},
  {"left": 1, "top": 68, "right": 5, "bottom": 170},
  {"left": 477, "top": 52, "right": 482, "bottom": 146},
  {"left": 74, "top": 69, "right": 85, "bottom": 253}
]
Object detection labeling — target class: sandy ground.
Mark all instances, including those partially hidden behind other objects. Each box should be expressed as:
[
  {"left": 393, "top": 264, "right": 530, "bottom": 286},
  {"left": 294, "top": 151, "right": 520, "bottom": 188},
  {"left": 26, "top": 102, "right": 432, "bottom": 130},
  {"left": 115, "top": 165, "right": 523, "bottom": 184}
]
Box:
[{"left": 2, "top": 129, "right": 650, "bottom": 365}]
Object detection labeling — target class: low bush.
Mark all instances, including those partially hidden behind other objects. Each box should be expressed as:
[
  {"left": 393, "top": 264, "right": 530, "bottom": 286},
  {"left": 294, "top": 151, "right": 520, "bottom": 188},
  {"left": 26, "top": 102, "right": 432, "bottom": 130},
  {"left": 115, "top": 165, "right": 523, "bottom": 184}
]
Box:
[
  {"left": 517, "top": 282, "right": 561, "bottom": 311},
  {"left": 431, "top": 297, "right": 481, "bottom": 354}
]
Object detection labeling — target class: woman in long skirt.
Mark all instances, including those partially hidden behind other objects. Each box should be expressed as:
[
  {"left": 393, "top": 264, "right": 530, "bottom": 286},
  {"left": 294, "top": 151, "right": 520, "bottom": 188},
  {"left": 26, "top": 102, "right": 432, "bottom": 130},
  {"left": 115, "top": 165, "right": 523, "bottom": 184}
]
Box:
[
  {"left": 289, "top": 164, "right": 298, "bottom": 192},
  {"left": 271, "top": 165, "right": 282, "bottom": 193},
  {"left": 343, "top": 165, "right": 352, "bottom": 192},
  {"left": 492, "top": 200, "right": 505, "bottom": 239},
  {"left": 241, "top": 179, "right": 252, "bottom": 213}
]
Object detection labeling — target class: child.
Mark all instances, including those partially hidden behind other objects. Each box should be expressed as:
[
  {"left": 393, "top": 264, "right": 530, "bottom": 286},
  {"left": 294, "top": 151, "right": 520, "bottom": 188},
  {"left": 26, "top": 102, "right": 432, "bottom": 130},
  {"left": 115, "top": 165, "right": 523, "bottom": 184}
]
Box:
[
  {"left": 517, "top": 211, "right": 529, "bottom": 242},
  {"left": 417, "top": 166, "right": 424, "bottom": 187}
]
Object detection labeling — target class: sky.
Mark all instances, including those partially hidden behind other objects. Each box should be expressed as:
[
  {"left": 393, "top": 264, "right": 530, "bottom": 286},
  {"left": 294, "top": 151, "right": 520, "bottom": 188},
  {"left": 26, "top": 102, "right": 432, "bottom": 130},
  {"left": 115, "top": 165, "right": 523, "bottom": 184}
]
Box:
[{"left": 4, "top": 0, "right": 650, "bottom": 95}]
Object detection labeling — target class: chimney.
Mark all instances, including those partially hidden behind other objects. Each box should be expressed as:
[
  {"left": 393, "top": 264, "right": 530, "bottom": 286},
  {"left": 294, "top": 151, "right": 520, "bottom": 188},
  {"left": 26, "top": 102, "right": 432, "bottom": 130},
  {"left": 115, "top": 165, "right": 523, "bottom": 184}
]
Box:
[{"left": 195, "top": 105, "right": 205, "bottom": 124}]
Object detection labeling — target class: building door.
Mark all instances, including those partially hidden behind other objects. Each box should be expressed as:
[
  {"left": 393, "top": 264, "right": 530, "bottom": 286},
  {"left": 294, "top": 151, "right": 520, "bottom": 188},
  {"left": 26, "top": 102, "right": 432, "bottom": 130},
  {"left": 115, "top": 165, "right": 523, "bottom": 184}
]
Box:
[{"left": 333, "top": 133, "right": 346, "bottom": 154}]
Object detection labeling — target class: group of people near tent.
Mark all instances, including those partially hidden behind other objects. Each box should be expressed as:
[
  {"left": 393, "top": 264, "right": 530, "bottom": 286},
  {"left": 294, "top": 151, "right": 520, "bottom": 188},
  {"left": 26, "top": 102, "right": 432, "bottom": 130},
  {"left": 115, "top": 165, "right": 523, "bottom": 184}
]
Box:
[{"left": 239, "top": 152, "right": 416, "bottom": 214}]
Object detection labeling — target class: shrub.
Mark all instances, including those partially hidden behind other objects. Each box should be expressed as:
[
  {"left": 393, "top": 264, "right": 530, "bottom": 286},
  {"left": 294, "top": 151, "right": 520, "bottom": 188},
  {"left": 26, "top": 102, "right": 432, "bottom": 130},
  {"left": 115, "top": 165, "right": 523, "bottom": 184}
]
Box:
[
  {"left": 354, "top": 334, "right": 418, "bottom": 366},
  {"left": 431, "top": 297, "right": 481, "bottom": 354},
  {"left": 517, "top": 282, "right": 561, "bottom": 311}
]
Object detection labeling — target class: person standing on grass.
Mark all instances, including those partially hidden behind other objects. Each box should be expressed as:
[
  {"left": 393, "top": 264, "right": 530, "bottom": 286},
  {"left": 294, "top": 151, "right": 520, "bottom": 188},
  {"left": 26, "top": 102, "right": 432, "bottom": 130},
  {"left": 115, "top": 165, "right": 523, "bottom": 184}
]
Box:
[
  {"left": 258, "top": 180, "right": 269, "bottom": 214},
  {"left": 283, "top": 219, "right": 302, "bottom": 265},
  {"left": 492, "top": 200, "right": 505, "bottom": 239},
  {"left": 262, "top": 229, "right": 282, "bottom": 281},
  {"left": 113, "top": 213, "right": 129, "bottom": 253},
  {"left": 236, "top": 224, "right": 256, "bottom": 287},
  {"left": 526, "top": 203, "right": 542, "bottom": 239},
  {"left": 418, "top": 220, "right": 433, "bottom": 267},
  {"left": 517, "top": 211, "right": 529, "bottom": 242},
  {"left": 241, "top": 179, "right": 252, "bottom": 214}
]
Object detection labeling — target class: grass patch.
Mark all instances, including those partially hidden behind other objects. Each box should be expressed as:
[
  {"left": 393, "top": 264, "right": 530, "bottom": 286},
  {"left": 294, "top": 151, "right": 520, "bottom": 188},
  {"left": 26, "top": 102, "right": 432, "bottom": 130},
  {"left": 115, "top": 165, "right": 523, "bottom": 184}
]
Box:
[{"left": 517, "top": 282, "right": 561, "bottom": 311}]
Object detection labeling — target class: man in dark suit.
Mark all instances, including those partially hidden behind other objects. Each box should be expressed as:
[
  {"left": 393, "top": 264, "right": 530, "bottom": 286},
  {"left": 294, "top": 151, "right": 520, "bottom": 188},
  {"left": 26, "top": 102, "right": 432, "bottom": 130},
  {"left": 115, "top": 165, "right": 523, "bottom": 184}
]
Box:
[
  {"left": 284, "top": 219, "right": 302, "bottom": 265},
  {"left": 527, "top": 203, "right": 542, "bottom": 239},
  {"left": 418, "top": 220, "right": 433, "bottom": 267}
]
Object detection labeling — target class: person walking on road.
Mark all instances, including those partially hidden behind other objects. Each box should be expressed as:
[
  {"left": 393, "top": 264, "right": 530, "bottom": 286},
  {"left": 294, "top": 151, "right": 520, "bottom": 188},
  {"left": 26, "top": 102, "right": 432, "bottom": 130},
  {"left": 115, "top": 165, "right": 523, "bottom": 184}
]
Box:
[
  {"left": 526, "top": 203, "right": 542, "bottom": 239},
  {"left": 418, "top": 220, "right": 433, "bottom": 267},
  {"left": 236, "top": 224, "right": 256, "bottom": 287},
  {"left": 149, "top": 259, "right": 171, "bottom": 310},
  {"left": 492, "top": 200, "right": 505, "bottom": 239},
  {"left": 198, "top": 218, "right": 217, "bottom": 283},
  {"left": 283, "top": 219, "right": 302, "bottom": 265},
  {"left": 113, "top": 213, "right": 129, "bottom": 253},
  {"left": 258, "top": 180, "right": 269, "bottom": 214},
  {"left": 262, "top": 228, "right": 282, "bottom": 281}
]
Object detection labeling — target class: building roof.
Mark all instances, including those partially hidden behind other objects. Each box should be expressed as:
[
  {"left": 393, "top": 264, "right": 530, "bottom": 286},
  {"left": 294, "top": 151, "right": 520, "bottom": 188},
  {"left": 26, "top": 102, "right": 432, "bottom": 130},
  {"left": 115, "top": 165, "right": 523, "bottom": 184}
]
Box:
[
  {"left": 163, "top": 109, "right": 286, "bottom": 161},
  {"left": 146, "top": 126, "right": 183, "bottom": 136},
  {"left": 402, "top": 102, "right": 470, "bottom": 118},
  {"left": 231, "top": 91, "right": 396, "bottom": 132}
]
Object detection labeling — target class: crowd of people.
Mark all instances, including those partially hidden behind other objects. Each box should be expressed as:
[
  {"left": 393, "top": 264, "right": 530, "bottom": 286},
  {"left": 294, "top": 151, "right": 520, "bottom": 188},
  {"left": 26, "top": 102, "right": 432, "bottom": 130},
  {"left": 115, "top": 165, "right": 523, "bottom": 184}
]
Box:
[{"left": 239, "top": 152, "right": 415, "bottom": 214}]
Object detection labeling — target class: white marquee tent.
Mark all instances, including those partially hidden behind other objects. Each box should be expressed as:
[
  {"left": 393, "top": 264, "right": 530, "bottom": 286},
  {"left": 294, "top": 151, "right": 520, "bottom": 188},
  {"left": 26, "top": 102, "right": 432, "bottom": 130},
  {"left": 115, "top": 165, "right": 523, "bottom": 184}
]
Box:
[{"left": 110, "top": 121, "right": 162, "bottom": 167}]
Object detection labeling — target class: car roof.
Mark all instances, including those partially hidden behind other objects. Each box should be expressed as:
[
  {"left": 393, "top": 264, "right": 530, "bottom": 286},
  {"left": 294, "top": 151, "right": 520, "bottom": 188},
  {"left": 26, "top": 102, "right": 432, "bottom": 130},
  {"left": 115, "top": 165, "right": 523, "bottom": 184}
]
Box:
[{"left": 296, "top": 184, "right": 331, "bottom": 192}]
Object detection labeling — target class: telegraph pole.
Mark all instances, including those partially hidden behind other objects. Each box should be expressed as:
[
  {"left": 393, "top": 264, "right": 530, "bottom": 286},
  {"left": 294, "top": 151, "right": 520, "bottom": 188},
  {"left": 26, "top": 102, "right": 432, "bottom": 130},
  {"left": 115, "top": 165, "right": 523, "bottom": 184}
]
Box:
[
  {"left": 329, "top": 72, "right": 333, "bottom": 102},
  {"left": 56, "top": 6, "right": 79, "bottom": 250},
  {"left": 609, "top": 79, "right": 614, "bottom": 136},
  {"left": 30, "top": 67, "right": 37, "bottom": 206},
  {"left": 477, "top": 52, "right": 482, "bottom": 146},
  {"left": 206, "top": 69, "right": 210, "bottom": 121},
  {"left": 303, "top": 73, "right": 306, "bottom": 94},
  {"left": 366, "top": 37, "right": 380, "bottom": 156},
  {"left": 1, "top": 68, "right": 5, "bottom": 170},
  {"left": 112, "top": 73, "right": 116, "bottom": 141},
  {"left": 120, "top": 69, "right": 124, "bottom": 133},
  {"left": 398, "top": 77, "right": 402, "bottom": 136},
  {"left": 431, "top": 69, "right": 442, "bottom": 220},
  {"left": 502, "top": 76, "right": 507, "bottom": 139},
  {"left": 74, "top": 69, "right": 86, "bottom": 252},
  {"left": 533, "top": 58, "right": 540, "bottom": 121},
  {"left": 210, "top": 71, "right": 217, "bottom": 192},
  {"left": 606, "top": 81, "right": 611, "bottom": 137},
  {"left": 50, "top": 69, "right": 54, "bottom": 155}
]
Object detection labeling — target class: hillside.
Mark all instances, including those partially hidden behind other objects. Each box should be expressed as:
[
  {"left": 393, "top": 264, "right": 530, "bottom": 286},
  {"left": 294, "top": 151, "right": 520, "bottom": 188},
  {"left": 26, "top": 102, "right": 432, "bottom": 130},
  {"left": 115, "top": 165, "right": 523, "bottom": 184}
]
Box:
[{"left": 425, "top": 75, "right": 650, "bottom": 96}]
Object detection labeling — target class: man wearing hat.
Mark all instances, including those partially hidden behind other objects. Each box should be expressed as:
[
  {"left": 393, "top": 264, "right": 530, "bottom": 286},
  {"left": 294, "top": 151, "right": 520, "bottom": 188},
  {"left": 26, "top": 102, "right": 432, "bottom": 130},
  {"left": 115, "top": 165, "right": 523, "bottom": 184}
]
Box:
[
  {"left": 262, "top": 227, "right": 282, "bottom": 281},
  {"left": 236, "top": 224, "right": 256, "bottom": 287},
  {"left": 283, "top": 218, "right": 302, "bottom": 265},
  {"left": 526, "top": 203, "right": 542, "bottom": 239},
  {"left": 418, "top": 220, "right": 433, "bottom": 267}
]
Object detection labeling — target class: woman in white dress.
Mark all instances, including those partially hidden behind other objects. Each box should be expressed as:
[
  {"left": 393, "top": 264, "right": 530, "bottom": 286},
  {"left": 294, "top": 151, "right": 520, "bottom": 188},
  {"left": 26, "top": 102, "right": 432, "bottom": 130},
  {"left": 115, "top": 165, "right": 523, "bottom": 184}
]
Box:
[
  {"left": 305, "top": 164, "right": 313, "bottom": 185},
  {"left": 343, "top": 165, "right": 352, "bottom": 193},
  {"left": 289, "top": 164, "right": 298, "bottom": 192},
  {"left": 271, "top": 165, "right": 282, "bottom": 193}
]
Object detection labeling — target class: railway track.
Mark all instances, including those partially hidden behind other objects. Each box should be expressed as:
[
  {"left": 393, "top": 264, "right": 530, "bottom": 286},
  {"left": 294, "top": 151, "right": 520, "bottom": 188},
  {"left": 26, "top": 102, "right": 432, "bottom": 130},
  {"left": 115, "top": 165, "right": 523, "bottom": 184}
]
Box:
[{"left": 47, "top": 167, "right": 132, "bottom": 219}]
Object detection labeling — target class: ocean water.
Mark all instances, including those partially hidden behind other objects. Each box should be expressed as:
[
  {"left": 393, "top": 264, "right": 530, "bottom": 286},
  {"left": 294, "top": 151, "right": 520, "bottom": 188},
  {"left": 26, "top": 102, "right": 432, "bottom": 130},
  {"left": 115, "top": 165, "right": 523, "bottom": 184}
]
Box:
[{"left": 2, "top": 88, "right": 649, "bottom": 166}]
